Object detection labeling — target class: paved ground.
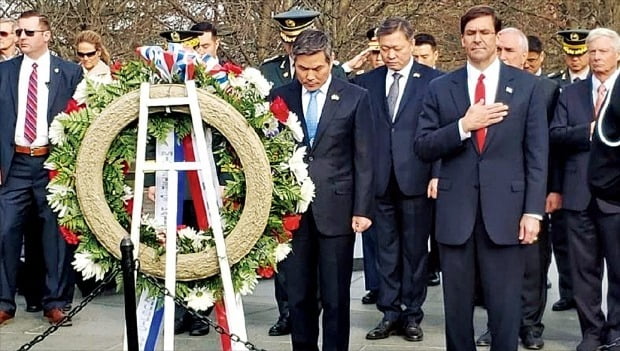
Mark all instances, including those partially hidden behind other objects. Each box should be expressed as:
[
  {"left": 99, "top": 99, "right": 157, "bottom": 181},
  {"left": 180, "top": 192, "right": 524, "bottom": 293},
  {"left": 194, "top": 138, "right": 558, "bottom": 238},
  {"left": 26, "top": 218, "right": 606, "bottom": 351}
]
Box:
[{"left": 0, "top": 261, "right": 586, "bottom": 351}]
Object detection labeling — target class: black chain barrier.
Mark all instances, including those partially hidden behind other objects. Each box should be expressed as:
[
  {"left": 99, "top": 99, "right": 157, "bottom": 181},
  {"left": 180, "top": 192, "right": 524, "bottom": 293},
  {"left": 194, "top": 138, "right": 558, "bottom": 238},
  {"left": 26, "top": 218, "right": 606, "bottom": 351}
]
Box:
[
  {"left": 140, "top": 271, "right": 267, "bottom": 351},
  {"left": 16, "top": 267, "right": 122, "bottom": 351},
  {"left": 598, "top": 337, "right": 620, "bottom": 350}
]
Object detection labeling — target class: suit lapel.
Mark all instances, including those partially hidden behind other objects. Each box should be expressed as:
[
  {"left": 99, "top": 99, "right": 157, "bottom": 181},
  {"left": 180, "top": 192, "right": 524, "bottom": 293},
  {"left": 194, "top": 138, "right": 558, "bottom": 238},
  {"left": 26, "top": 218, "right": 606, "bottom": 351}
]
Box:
[
  {"left": 372, "top": 67, "right": 390, "bottom": 123},
  {"left": 449, "top": 67, "right": 476, "bottom": 151},
  {"left": 312, "top": 78, "right": 344, "bottom": 149},
  {"left": 393, "top": 62, "right": 422, "bottom": 123},
  {"left": 483, "top": 63, "right": 515, "bottom": 152},
  {"left": 47, "top": 56, "right": 62, "bottom": 123},
  {"left": 8, "top": 57, "right": 22, "bottom": 119}
]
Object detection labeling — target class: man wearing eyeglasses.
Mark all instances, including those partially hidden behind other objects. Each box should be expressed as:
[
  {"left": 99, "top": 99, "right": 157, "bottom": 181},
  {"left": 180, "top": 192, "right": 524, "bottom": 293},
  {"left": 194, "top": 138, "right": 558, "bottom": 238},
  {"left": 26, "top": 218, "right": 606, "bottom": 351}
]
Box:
[
  {"left": 415, "top": 5, "right": 547, "bottom": 351},
  {"left": 0, "top": 10, "right": 83, "bottom": 327},
  {"left": 0, "top": 18, "right": 19, "bottom": 61}
]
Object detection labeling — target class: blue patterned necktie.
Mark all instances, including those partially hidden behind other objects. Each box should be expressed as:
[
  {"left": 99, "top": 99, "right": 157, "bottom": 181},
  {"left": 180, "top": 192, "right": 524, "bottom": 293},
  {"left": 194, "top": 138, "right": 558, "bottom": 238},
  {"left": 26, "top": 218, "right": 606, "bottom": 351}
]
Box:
[{"left": 306, "top": 90, "right": 319, "bottom": 145}]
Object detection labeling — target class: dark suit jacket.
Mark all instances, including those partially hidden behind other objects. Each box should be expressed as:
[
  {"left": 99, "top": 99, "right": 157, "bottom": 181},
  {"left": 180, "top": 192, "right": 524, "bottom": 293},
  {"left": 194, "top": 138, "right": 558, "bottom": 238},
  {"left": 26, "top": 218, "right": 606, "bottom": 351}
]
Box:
[
  {"left": 270, "top": 77, "right": 374, "bottom": 236},
  {"left": 537, "top": 76, "right": 562, "bottom": 194},
  {"left": 0, "top": 55, "right": 83, "bottom": 184},
  {"left": 551, "top": 77, "right": 620, "bottom": 214},
  {"left": 352, "top": 62, "right": 442, "bottom": 197},
  {"left": 549, "top": 79, "right": 594, "bottom": 211},
  {"left": 589, "top": 77, "right": 620, "bottom": 204},
  {"left": 414, "top": 63, "right": 548, "bottom": 245}
]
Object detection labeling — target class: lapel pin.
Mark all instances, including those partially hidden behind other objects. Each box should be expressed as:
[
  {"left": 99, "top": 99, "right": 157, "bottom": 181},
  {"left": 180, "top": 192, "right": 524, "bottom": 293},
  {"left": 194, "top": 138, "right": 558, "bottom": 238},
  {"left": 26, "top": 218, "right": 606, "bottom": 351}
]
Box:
[
  {"left": 53, "top": 67, "right": 59, "bottom": 73},
  {"left": 283, "top": 71, "right": 289, "bottom": 78},
  {"left": 413, "top": 72, "right": 421, "bottom": 78},
  {"left": 331, "top": 94, "right": 340, "bottom": 101},
  {"left": 506, "top": 86, "right": 513, "bottom": 94}
]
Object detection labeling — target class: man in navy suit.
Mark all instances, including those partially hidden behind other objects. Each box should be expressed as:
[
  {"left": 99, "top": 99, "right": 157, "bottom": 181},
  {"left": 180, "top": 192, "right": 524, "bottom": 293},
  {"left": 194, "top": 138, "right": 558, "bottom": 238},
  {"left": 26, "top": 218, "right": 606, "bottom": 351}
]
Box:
[
  {"left": 414, "top": 6, "right": 548, "bottom": 351},
  {"left": 0, "top": 10, "right": 83, "bottom": 327},
  {"left": 269, "top": 29, "right": 373, "bottom": 351},
  {"left": 353, "top": 17, "right": 441, "bottom": 342},
  {"left": 550, "top": 28, "right": 620, "bottom": 351}
]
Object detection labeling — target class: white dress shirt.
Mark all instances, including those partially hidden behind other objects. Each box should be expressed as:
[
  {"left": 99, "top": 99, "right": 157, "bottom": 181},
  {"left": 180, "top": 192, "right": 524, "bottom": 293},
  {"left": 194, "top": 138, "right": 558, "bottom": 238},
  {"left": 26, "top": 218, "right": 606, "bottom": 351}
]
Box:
[
  {"left": 458, "top": 57, "right": 501, "bottom": 140},
  {"left": 385, "top": 57, "right": 414, "bottom": 121},
  {"left": 16, "top": 51, "right": 51, "bottom": 147},
  {"left": 592, "top": 69, "right": 620, "bottom": 119},
  {"left": 569, "top": 67, "right": 590, "bottom": 82},
  {"left": 301, "top": 74, "right": 333, "bottom": 125}
]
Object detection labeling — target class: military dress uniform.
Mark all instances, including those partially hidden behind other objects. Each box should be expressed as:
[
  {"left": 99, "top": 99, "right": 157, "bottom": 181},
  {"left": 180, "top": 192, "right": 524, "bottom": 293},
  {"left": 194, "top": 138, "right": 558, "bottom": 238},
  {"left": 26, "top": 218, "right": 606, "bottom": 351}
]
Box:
[{"left": 549, "top": 29, "right": 591, "bottom": 88}]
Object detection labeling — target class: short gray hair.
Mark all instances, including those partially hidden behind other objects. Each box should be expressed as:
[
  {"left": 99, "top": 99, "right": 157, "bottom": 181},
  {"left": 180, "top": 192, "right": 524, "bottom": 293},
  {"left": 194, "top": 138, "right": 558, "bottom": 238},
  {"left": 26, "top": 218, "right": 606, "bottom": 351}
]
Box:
[
  {"left": 498, "top": 27, "right": 528, "bottom": 53},
  {"left": 586, "top": 28, "right": 620, "bottom": 53},
  {"left": 377, "top": 17, "right": 414, "bottom": 41},
  {"left": 292, "top": 29, "right": 332, "bottom": 62}
]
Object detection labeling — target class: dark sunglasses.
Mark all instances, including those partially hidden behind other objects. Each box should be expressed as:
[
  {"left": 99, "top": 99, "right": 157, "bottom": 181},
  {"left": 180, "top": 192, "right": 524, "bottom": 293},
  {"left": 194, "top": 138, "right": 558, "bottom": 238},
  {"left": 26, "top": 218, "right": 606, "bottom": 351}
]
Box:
[
  {"left": 0, "top": 31, "right": 10, "bottom": 38},
  {"left": 15, "top": 29, "right": 46, "bottom": 37},
  {"left": 76, "top": 50, "right": 97, "bottom": 58}
]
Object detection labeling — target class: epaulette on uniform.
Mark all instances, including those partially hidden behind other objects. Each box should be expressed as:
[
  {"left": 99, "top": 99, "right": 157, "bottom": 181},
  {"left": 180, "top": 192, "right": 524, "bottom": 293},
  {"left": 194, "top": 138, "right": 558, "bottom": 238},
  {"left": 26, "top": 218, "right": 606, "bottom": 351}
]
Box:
[{"left": 262, "top": 55, "right": 285, "bottom": 64}]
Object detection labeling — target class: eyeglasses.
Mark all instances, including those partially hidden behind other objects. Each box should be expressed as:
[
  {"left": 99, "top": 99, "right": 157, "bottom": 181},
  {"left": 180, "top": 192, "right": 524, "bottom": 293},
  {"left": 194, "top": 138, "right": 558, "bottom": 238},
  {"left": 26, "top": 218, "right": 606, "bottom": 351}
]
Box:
[
  {"left": 15, "top": 29, "right": 47, "bottom": 37},
  {"left": 0, "top": 31, "right": 10, "bottom": 38},
  {"left": 76, "top": 50, "right": 97, "bottom": 58}
]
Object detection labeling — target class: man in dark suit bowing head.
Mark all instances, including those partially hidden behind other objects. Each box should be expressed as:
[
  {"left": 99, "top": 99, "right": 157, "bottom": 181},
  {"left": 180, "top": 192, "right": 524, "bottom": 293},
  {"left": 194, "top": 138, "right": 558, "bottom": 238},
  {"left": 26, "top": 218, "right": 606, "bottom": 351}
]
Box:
[
  {"left": 353, "top": 17, "right": 441, "bottom": 342},
  {"left": 415, "top": 6, "right": 548, "bottom": 351},
  {"left": 269, "top": 29, "right": 374, "bottom": 351},
  {"left": 0, "top": 10, "right": 83, "bottom": 327}
]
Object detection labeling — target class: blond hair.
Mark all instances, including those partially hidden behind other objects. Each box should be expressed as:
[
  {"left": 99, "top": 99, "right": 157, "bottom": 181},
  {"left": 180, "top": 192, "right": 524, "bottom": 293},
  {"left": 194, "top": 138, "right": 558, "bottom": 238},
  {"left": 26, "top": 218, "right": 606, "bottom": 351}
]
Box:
[{"left": 75, "top": 30, "right": 111, "bottom": 64}]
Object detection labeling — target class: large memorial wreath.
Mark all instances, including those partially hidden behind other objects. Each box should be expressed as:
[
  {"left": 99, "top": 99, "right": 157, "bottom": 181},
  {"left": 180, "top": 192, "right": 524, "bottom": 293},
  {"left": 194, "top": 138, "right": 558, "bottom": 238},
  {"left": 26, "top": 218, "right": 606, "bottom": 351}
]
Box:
[{"left": 45, "top": 47, "right": 314, "bottom": 310}]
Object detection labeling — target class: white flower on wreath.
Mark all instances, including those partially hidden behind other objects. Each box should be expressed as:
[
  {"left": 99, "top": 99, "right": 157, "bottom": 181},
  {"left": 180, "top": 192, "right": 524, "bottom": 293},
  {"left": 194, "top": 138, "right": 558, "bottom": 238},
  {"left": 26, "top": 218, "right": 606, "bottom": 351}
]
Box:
[
  {"left": 47, "top": 183, "right": 75, "bottom": 218},
  {"left": 296, "top": 177, "right": 315, "bottom": 213},
  {"left": 275, "top": 243, "right": 292, "bottom": 262},
  {"left": 285, "top": 112, "right": 304, "bottom": 142},
  {"left": 228, "top": 75, "right": 247, "bottom": 89},
  {"left": 121, "top": 184, "right": 133, "bottom": 204},
  {"left": 73, "top": 252, "right": 106, "bottom": 281},
  {"left": 242, "top": 67, "right": 272, "bottom": 98},
  {"left": 238, "top": 272, "right": 258, "bottom": 296},
  {"left": 283, "top": 146, "right": 308, "bottom": 184},
  {"left": 185, "top": 287, "right": 215, "bottom": 311},
  {"left": 43, "top": 161, "right": 56, "bottom": 170},
  {"left": 262, "top": 116, "right": 280, "bottom": 138},
  {"left": 49, "top": 113, "right": 68, "bottom": 146},
  {"left": 254, "top": 102, "right": 270, "bottom": 117}
]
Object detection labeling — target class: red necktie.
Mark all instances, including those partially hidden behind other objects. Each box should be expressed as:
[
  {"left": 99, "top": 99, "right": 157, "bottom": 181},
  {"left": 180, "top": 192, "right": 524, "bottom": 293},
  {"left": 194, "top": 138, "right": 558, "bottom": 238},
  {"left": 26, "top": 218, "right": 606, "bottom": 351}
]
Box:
[
  {"left": 24, "top": 63, "right": 38, "bottom": 143},
  {"left": 474, "top": 73, "right": 486, "bottom": 150}
]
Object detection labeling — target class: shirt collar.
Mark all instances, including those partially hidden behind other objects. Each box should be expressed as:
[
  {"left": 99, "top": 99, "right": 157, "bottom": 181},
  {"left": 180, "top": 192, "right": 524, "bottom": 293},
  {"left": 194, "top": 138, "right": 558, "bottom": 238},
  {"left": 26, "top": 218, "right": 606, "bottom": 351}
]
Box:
[
  {"left": 592, "top": 69, "right": 620, "bottom": 92},
  {"left": 570, "top": 67, "right": 590, "bottom": 82},
  {"left": 23, "top": 50, "right": 51, "bottom": 68},
  {"left": 466, "top": 57, "right": 501, "bottom": 81},
  {"left": 387, "top": 56, "right": 414, "bottom": 79},
  {"left": 302, "top": 74, "right": 332, "bottom": 96}
]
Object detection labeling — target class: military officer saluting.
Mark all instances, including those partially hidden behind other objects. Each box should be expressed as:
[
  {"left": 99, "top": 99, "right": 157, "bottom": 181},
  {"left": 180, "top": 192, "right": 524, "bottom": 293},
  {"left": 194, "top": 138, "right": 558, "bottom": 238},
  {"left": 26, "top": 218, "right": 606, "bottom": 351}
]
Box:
[
  {"left": 260, "top": 7, "right": 345, "bottom": 90},
  {"left": 549, "top": 29, "right": 590, "bottom": 87}
]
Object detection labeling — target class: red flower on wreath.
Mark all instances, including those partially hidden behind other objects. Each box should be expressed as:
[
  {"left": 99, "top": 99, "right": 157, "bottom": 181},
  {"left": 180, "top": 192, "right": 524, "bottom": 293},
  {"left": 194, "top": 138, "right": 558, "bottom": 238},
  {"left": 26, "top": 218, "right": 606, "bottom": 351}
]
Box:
[
  {"left": 110, "top": 60, "right": 123, "bottom": 77},
  {"left": 282, "top": 214, "right": 301, "bottom": 231},
  {"left": 48, "top": 169, "right": 59, "bottom": 180},
  {"left": 121, "top": 160, "right": 131, "bottom": 175},
  {"left": 59, "top": 226, "right": 80, "bottom": 245},
  {"left": 222, "top": 62, "right": 243, "bottom": 75},
  {"left": 64, "top": 98, "right": 86, "bottom": 114},
  {"left": 124, "top": 198, "right": 134, "bottom": 215},
  {"left": 257, "top": 265, "right": 275, "bottom": 278},
  {"left": 270, "top": 96, "right": 289, "bottom": 123}
]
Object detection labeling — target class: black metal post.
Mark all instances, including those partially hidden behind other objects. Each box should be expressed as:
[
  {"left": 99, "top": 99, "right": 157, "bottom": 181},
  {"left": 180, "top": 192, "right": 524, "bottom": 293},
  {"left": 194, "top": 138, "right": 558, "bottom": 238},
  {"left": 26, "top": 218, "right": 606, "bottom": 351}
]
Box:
[{"left": 121, "top": 237, "right": 139, "bottom": 351}]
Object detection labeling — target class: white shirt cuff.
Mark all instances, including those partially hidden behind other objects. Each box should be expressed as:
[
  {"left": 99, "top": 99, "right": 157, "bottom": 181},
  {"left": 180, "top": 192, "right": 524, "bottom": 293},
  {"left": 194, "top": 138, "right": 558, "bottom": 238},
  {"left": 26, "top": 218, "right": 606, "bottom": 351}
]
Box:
[
  {"left": 341, "top": 62, "right": 352, "bottom": 74},
  {"left": 524, "top": 213, "right": 543, "bottom": 221},
  {"left": 458, "top": 118, "right": 471, "bottom": 141}
]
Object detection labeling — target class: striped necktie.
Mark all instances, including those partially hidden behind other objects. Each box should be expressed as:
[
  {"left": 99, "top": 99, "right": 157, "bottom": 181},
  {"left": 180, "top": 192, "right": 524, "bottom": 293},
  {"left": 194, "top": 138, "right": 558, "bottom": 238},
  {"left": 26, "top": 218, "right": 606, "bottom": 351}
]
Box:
[{"left": 24, "top": 62, "right": 38, "bottom": 143}]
